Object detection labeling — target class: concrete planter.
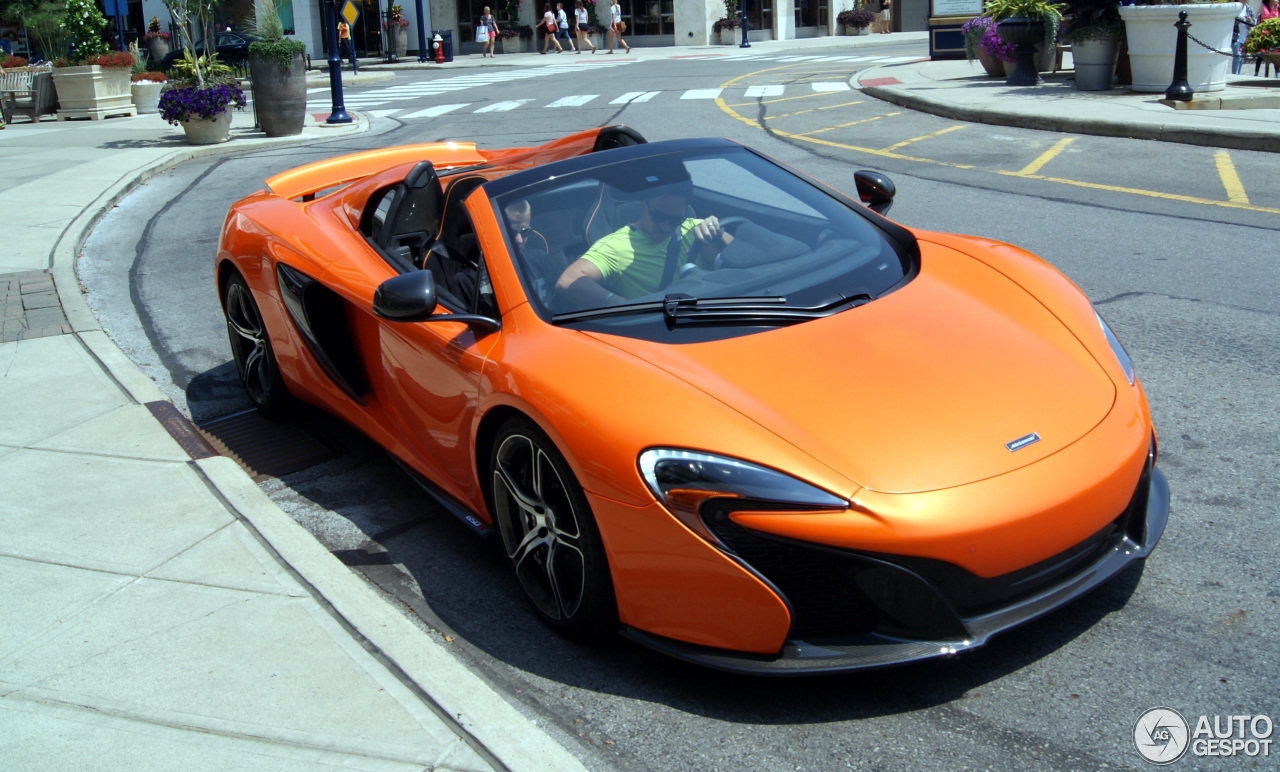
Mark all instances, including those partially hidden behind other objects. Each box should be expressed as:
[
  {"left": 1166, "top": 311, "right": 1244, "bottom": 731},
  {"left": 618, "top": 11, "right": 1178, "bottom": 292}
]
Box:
[
  {"left": 179, "top": 110, "right": 232, "bottom": 144},
  {"left": 53, "top": 65, "right": 137, "bottom": 120},
  {"left": 976, "top": 46, "right": 1008, "bottom": 77},
  {"left": 1120, "top": 3, "right": 1241, "bottom": 93},
  {"left": 842, "top": 25, "right": 869, "bottom": 35},
  {"left": 388, "top": 25, "right": 409, "bottom": 58},
  {"left": 500, "top": 34, "right": 522, "bottom": 53},
  {"left": 130, "top": 81, "right": 164, "bottom": 114},
  {"left": 1072, "top": 37, "right": 1120, "bottom": 91},
  {"left": 717, "top": 27, "right": 743, "bottom": 44},
  {"left": 249, "top": 51, "right": 306, "bottom": 137}
]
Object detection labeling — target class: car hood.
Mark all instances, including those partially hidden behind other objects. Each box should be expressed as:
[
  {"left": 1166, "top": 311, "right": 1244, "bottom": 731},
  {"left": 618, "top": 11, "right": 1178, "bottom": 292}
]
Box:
[{"left": 585, "top": 240, "right": 1116, "bottom": 494}]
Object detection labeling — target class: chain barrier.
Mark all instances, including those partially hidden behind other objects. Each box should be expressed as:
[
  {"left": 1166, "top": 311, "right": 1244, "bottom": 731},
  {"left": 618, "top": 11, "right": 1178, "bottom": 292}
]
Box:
[{"left": 1187, "top": 28, "right": 1264, "bottom": 64}]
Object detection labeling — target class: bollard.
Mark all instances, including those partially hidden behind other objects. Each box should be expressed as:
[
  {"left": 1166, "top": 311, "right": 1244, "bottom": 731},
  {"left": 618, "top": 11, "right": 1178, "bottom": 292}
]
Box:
[
  {"left": 325, "top": 0, "right": 352, "bottom": 124},
  {"left": 740, "top": 8, "right": 750, "bottom": 48},
  {"left": 1165, "top": 11, "right": 1194, "bottom": 102}
]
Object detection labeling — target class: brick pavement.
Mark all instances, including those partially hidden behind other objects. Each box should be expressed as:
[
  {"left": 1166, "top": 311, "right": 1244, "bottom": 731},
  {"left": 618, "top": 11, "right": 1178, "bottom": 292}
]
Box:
[{"left": 0, "top": 270, "right": 70, "bottom": 342}]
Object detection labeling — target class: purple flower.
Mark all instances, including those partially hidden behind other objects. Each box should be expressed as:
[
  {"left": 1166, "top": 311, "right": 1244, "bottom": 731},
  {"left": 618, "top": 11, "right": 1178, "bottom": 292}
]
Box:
[
  {"left": 981, "top": 23, "right": 1017, "bottom": 63},
  {"left": 158, "top": 84, "right": 246, "bottom": 126}
]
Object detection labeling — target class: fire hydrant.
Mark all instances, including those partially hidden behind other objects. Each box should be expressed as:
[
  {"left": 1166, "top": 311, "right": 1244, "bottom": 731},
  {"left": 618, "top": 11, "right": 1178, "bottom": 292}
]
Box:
[{"left": 432, "top": 33, "right": 444, "bottom": 64}]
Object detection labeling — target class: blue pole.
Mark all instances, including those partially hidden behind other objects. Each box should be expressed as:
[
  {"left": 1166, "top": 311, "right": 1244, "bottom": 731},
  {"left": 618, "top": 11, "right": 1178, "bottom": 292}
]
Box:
[
  {"left": 414, "top": 0, "right": 429, "bottom": 62},
  {"left": 325, "top": 0, "right": 352, "bottom": 124}
]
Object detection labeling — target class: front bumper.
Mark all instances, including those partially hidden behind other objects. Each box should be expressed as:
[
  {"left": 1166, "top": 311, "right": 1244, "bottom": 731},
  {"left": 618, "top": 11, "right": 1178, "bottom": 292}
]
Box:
[{"left": 621, "top": 464, "right": 1169, "bottom": 675}]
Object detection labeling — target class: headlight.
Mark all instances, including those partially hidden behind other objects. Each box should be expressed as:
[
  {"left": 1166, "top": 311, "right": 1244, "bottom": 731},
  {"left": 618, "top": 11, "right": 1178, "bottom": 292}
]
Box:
[
  {"left": 638, "top": 449, "right": 847, "bottom": 545},
  {"left": 1095, "top": 310, "right": 1135, "bottom": 385}
]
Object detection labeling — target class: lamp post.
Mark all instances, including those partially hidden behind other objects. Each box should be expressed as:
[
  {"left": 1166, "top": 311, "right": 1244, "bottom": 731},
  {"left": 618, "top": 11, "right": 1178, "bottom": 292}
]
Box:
[
  {"left": 324, "top": 0, "right": 352, "bottom": 124},
  {"left": 415, "top": 0, "right": 430, "bottom": 62}
]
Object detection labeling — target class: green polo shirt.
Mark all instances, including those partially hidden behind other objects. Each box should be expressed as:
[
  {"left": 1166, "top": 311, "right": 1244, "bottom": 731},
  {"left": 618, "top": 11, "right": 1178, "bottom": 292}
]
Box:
[{"left": 582, "top": 220, "right": 700, "bottom": 299}]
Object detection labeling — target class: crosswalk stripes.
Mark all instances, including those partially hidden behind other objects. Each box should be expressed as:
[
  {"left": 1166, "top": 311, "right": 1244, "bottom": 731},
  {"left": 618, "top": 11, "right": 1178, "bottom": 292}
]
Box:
[
  {"left": 811, "top": 82, "right": 852, "bottom": 92},
  {"left": 399, "top": 103, "right": 469, "bottom": 119},
  {"left": 547, "top": 94, "right": 598, "bottom": 107},
  {"left": 610, "top": 91, "right": 660, "bottom": 104},
  {"left": 680, "top": 88, "right": 723, "bottom": 100},
  {"left": 474, "top": 99, "right": 531, "bottom": 113},
  {"left": 743, "top": 85, "right": 785, "bottom": 97}
]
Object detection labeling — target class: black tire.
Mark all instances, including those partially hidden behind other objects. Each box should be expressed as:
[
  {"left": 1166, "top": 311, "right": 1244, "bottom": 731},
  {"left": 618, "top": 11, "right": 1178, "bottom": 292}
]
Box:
[
  {"left": 488, "top": 418, "right": 617, "bottom": 639},
  {"left": 222, "top": 272, "right": 293, "bottom": 417}
]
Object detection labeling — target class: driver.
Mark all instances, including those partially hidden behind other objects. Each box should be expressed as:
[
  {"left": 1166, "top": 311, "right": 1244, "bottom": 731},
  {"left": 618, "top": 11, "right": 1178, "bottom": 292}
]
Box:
[{"left": 555, "top": 183, "right": 733, "bottom": 307}]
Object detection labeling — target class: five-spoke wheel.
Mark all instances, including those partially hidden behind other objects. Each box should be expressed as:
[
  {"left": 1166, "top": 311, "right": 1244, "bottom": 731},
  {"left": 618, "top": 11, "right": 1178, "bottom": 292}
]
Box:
[
  {"left": 489, "top": 418, "right": 615, "bottom": 638},
  {"left": 222, "top": 272, "right": 291, "bottom": 416}
]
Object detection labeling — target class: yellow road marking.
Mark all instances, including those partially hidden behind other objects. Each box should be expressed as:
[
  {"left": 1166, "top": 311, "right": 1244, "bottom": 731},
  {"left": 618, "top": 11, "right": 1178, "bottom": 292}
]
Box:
[
  {"left": 879, "top": 125, "right": 966, "bottom": 152},
  {"left": 1017, "top": 137, "right": 1074, "bottom": 176},
  {"left": 794, "top": 113, "right": 900, "bottom": 136},
  {"left": 715, "top": 65, "right": 1280, "bottom": 216},
  {"left": 764, "top": 100, "right": 865, "bottom": 120},
  {"left": 1214, "top": 151, "right": 1250, "bottom": 204}
]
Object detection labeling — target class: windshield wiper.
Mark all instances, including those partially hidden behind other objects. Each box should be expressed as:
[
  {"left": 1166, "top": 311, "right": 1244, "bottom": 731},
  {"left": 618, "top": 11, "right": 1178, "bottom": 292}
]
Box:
[{"left": 551, "top": 294, "right": 870, "bottom": 326}]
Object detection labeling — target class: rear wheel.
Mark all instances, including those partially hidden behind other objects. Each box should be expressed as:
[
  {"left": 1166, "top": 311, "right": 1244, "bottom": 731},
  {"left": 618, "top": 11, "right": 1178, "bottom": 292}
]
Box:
[
  {"left": 222, "top": 272, "right": 292, "bottom": 416},
  {"left": 489, "top": 418, "right": 616, "bottom": 638}
]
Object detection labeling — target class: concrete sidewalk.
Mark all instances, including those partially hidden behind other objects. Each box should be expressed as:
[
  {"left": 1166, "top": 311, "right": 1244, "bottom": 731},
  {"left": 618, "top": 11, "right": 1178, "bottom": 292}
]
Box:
[
  {"left": 856, "top": 56, "right": 1280, "bottom": 152},
  {"left": 1, "top": 32, "right": 1276, "bottom": 770}
]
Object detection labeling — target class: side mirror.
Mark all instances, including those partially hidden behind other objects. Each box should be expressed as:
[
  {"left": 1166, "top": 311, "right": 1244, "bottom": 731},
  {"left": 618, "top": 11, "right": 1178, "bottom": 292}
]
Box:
[
  {"left": 374, "top": 270, "right": 438, "bottom": 321},
  {"left": 854, "top": 171, "right": 896, "bottom": 216}
]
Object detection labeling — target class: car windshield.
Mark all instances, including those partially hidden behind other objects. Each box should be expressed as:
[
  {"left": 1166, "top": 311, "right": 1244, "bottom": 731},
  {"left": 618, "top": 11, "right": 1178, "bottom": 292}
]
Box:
[{"left": 492, "top": 146, "right": 910, "bottom": 333}]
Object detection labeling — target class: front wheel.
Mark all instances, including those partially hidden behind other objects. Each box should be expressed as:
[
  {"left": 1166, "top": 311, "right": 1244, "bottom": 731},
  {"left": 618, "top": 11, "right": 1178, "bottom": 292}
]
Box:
[
  {"left": 488, "top": 418, "right": 616, "bottom": 639},
  {"left": 222, "top": 272, "right": 293, "bottom": 417}
]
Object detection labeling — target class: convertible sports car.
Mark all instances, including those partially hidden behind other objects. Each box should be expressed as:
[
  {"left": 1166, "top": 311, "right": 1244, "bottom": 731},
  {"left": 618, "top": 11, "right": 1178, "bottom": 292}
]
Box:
[{"left": 216, "top": 126, "right": 1169, "bottom": 674}]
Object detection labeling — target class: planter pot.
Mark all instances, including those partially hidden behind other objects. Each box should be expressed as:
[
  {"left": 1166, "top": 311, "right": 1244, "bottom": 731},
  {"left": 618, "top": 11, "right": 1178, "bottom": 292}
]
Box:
[
  {"left": 53, "top": 65, "right": 136, "bottom": 120},
  {"left": 718, "top": 27, "right": 743, "bottom": 44},
  {"left": 842, "top": 25, "right": 868, "bottom": 36},
  {"left": 976, "top": 46, "right": 1007, "bottom": 77},
  {"left": 180, "top": 110, "right": 232, "bottom": 144},
  {"left": 130, "top": 81, "right": 164, "bottom": 114},
  {"left": 996, "top": 17, "right": 1047, "bottom": 86},
  {"left": 147, "top": 37, "right": 170, "bottom": 62},
  {"left": 388, "top": 25, "right": 409, "bottom": 58},
  {"left": 1120, "top": 3, "right": 1241, "bottom": 93},
  {"left": 500, "top": 34, "right": 521, "bottom": 54},
  {"left": 249, "top": 50, "right": 306, "bottom": 137},
  {"left": 1072, "top": 37, "right": 1120, "bottom": 91}
]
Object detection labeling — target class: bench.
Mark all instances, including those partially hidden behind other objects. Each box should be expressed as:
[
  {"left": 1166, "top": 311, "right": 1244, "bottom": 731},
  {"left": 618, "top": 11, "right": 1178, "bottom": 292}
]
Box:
[{"left": 1, "top": 66, "right": 57, "bottom": 124}]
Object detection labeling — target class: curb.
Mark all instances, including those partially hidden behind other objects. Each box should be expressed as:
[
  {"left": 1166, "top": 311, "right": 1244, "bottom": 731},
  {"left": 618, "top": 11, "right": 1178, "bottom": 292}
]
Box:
[
  {"left": 854, "top": 67, "right": 1280, "bottom": 154},
  {"left": 46, "top": 112, "right": 589, "bottom": 771}
]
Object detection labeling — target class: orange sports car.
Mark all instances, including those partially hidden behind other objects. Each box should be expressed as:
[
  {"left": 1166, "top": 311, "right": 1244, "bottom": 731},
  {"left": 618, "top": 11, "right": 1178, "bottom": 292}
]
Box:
[{"left": 216, "top": 126, "right": 1169, "bottom": 673}]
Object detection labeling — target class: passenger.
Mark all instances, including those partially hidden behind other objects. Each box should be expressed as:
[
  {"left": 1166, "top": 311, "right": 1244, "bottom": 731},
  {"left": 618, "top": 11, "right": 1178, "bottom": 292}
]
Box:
[
  {"left": 554, "top": 185, "right": 732, "bottom": 307},
  {"left": 503, "top": 199, "right": 555, "bottom": 302}
]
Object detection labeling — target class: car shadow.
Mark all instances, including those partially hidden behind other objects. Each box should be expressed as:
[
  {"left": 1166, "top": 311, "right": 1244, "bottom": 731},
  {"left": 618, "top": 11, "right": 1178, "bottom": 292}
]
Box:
[{"left": 253, "top": 399, "right": 1147, "bottom": 724}]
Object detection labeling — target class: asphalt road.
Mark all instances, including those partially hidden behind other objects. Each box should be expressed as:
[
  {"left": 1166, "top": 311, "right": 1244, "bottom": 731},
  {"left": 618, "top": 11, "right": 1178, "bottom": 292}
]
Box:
[{"left": 80, "top": 46, "right": 1280, "bottom": 772}]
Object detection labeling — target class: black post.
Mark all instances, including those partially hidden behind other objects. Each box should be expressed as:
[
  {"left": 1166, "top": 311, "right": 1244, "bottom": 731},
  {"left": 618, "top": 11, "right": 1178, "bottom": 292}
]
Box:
[
  {"left": 739, "top": 8, "right": 749, "bottom": 48},
  {"left": 1165, "top": 11, "right": 1193, "bottom": 102},
  {"left": 415, "top": 0, "right": 430, "bottom": 62},
  {"left": 325, "top": 0, "right": 352, "bottom": 124}
]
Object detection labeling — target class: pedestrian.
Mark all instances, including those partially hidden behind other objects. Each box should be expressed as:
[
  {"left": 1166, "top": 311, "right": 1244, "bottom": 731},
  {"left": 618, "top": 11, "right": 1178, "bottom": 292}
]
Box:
[
  {"left": 1258, "top": 0, "right": 1279, "bottom": 77},
  {"left": 337, "top": 20, "right": 358, "bottom": 72},
  {"left": 575, "top": 0, "right": 596, "bottom": 54},
  {"left": 557, "top": 2, "right": 577, "bottom": 53},
  {"left": 541, "top": 4, "right": 564, "bottom": 53},
  {"left": 1232, "top": 2, "right": 1255, "bottom": 75},
  {"left": 479, "top": 5, "right": 497, "bottom": 57},
  {"left": 224, "top": 17, "right": 236, "bottom": 32},
  {"left": 879, "top": 0, "right": 892, "bottom": 34},
  {"left": 607, "top": 0, "right": 629, "bottom": 54}
]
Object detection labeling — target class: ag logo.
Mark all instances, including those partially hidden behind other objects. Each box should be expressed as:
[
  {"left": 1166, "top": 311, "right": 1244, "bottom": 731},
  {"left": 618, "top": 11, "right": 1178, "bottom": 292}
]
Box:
[{"left": 1134, "top": 707, "right": 1190, "bottom": 764}]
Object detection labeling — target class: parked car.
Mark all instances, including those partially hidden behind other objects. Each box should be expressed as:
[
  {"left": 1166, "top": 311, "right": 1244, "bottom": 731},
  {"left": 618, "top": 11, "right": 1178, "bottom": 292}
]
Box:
[
  {"left": 159, "top": 32, "right": 260, "bottom": 71},
  {"left": 214, "top": 126, "right": 1169, "bottom": 674}
]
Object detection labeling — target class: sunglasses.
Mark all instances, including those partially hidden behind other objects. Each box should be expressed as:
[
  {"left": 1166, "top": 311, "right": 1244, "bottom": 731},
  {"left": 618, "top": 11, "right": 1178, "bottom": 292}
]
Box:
[
  {"left": 646, "top": 207, "right": 684, "bottom": 228},
  {"left": 511, "top": 225, "right": 533, "bottom": 239}
]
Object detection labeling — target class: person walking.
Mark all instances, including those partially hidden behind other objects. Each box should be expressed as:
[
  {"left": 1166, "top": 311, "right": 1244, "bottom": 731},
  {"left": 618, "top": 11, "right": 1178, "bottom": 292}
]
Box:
[
  {"left": 878, "top": 0, "right": 892, "bottom": 34},
  {"left": 337, "top": 20, "right": 358, "bottom": 72},
  {"left": 542, "top": 4, "right": 564, "bottom": 53},
  {"left": 556, "top": 2, "right": 577, "bottom": 52},
  {"left": 479, "top": 5, "right": 498, "bottom": 57},
  {"left": 1233, "top": 2, "right": 1256, "bottom": 75},
  {"left": 607, "top": 0, "right": 630, "bottom": 54},
  {"left": 574, "top": 0, "right": 597, "bottom": 54}
]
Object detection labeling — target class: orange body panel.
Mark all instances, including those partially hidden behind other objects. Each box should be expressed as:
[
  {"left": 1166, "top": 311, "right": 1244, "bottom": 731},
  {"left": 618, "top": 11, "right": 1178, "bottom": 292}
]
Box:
[{"left": 216, "top": 131, "right": 1161, "bottom": 659}]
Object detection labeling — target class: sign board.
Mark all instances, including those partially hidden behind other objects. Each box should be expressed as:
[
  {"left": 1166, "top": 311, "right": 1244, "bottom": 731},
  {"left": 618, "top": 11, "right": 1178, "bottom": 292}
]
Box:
[
  {"left": 931, "top": 0, "right": 981, "bottom": 16},
  {"left": 101, "top": 0, "right": 126, "bottom": 16},
  {"left": 341, "top": 0, "right": 361, "bottom": 27}
]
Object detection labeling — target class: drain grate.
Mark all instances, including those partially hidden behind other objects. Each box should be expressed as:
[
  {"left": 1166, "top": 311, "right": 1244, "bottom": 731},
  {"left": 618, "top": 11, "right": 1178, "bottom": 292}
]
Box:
[{"left": 197, "top": 409, "right": 340, "bottom": 481}]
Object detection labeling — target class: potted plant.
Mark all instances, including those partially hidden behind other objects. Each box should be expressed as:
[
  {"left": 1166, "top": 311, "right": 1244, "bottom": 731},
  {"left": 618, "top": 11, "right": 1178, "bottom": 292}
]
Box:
[
  {"left": 131, "top": 70, "right": 167, "bottom": 114},
  {"left": 837, "top": 8, "right": 876, "bottom": 35},
  {"left": 964, "top": 16, "right": 1008, "bottom": 76},
  {"left": 145, "top": 16, "right": 171, "bottom": 61},
  {"left": 386, "top": 5, "right": 410, "bottom": 59},
  {"left": 158, "top": 0, "right": 245, "bottom": 144},
  {"left": 987, "top": 0, "right": 1065, "bottom": 85},
  {"left": 51, "top": 0, "right": 138, "bottom": 119},
  {"left": 715, "top": 0, "right": 744, "bottom": 43},
  {"left": 247, "top": 0, "right": 307, "bottom": 136},
  {"left": 1061, "top": 0, "right": 1125, "bottom": 90},
  {"left": 517, "top": 23, "right": 535, "bottom": 50},
  {"left": 1120, "top": 0, "right": 1242, "bottom": 93},
  {"left": 496, "top": 26, "right": 522, "bottom": 53},
  {"left": 1243, "top": 18, "right": 1280, "bottom": 72}
]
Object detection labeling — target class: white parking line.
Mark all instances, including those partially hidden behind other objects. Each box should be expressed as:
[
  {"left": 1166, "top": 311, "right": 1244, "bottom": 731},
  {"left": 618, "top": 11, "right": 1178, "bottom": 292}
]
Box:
[
  {"left": 368, "top": 109, "right": 401, "bottom": 117},
  {"left": 681, "top": 88, "right": 723, "bottom": 100},
  {"left": 744, "top": 85, "right": 785, "bottom": 98},
  {"left": 547, "top": 94, "right": 599, "bottom": 107},
  {"left": 400, "top": 103, "right": 470, "bottom": 118},
  {"left": 811, "top": 82, "right": 851, "bottom": 92},
  {"left": 474, "top": 99, "right": 532, "bottom": 113},
  {"left": 610, "top": 91, "right": 660, "bottom": 104}
]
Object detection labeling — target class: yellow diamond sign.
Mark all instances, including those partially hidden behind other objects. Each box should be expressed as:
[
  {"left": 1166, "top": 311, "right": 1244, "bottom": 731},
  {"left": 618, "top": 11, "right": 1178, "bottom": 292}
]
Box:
[{"left": 340, "top": 0, "right": 360, "bottom": 27}]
